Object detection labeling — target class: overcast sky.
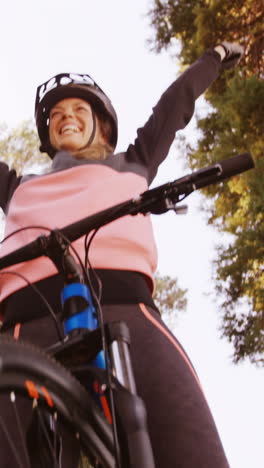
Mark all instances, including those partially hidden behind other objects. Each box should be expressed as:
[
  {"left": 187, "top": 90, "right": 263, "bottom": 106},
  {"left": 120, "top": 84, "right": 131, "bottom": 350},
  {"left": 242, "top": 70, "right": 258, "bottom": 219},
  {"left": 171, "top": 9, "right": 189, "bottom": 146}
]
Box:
[{"left": 0, "top": 2, "right": 263, "bottom": 467}]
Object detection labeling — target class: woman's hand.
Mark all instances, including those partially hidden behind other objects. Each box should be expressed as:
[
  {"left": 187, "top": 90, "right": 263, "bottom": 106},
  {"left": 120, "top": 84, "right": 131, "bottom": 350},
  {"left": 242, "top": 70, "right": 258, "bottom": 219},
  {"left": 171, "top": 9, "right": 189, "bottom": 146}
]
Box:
[{"left": 214, "top": 42, "right": 244, "bottom": 68}]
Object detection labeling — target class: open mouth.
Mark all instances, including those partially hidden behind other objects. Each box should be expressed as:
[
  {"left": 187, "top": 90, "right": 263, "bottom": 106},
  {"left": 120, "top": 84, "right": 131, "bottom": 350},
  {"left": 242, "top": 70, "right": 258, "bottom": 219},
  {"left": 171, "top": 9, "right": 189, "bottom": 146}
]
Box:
[{"left": 60, "top": 125, "right": 81, "bottom": 135}]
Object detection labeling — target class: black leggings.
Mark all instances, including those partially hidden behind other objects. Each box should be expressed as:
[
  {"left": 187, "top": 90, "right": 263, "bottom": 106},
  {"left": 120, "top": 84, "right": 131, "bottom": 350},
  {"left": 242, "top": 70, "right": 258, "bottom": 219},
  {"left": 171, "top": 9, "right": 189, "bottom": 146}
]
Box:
[{"left": 0, "top": 304, "right": 229, "bottom": 467}]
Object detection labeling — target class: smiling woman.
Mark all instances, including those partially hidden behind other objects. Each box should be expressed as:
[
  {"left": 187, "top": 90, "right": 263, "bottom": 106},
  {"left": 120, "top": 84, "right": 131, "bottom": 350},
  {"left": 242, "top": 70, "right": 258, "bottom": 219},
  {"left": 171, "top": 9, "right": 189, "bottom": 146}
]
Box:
[
  {"left": 49, "top": 99, "right": 95, "bottom": 151},
  {"left": 49, "top": 97, "right": 111, "bottom": 159},
  {"left": 35, "top": 72, "right": 118, "bottom": 160},
  {"left": 0, "top": 44, "right": 244, "bottom": 467}
]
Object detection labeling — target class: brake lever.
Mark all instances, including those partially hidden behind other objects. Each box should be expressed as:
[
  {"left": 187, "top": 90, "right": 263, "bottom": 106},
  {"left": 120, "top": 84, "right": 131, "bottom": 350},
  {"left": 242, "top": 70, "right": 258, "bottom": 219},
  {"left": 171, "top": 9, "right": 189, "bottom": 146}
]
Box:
[{"left": 147, "top": 197, "right": 188, "bottom": 215}]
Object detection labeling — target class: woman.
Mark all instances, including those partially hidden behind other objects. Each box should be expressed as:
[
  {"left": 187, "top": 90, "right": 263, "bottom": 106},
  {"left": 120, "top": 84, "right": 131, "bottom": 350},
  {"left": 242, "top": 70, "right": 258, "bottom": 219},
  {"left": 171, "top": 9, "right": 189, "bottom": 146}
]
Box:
[{"left": 0, "top": 42, "right": 243, "bottom": 467}]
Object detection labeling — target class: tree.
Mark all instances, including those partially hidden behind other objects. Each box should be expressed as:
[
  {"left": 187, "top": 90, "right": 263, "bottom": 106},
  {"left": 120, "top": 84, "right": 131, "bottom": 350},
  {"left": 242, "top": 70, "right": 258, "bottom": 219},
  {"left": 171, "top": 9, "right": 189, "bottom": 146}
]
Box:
[
  {"left": 148, "top": 0, "right": 264, "bottom": 365},
  {"left": 0, "top": 120, "right": 187, "bottom": 320},
  {"left": 154, "top": 271, "right": 187, "bottom": 317},
  {"left": 0, "top": 120, "right": 50, "bottom": 238},
  {"left": 0, "top": 120, "right": 50, "bottom": 175}
]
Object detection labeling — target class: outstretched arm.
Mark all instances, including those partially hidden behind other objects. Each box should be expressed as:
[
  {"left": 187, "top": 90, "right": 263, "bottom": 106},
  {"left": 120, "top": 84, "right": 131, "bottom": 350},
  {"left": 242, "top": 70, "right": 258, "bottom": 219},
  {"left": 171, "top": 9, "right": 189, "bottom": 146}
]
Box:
[{"left": 127, "top": 43, "right": 244, "bottom": 184}]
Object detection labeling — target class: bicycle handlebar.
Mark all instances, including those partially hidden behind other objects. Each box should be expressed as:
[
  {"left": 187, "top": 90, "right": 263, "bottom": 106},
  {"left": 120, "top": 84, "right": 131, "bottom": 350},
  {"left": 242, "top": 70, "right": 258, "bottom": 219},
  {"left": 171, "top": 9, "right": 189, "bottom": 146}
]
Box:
[
  {"left": 173, "top": 151, "right": 254, "bottom": 190},
  {"left": 0, "top": 152, "right": 254, "bottom": 270}
]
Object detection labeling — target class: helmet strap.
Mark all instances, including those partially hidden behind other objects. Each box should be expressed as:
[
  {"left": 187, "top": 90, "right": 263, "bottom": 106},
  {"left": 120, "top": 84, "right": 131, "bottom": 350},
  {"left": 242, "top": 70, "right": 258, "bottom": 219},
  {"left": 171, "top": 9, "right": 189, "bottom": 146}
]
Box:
[{"left": 85, "top": 107, "right": 97, "bottom": 147}]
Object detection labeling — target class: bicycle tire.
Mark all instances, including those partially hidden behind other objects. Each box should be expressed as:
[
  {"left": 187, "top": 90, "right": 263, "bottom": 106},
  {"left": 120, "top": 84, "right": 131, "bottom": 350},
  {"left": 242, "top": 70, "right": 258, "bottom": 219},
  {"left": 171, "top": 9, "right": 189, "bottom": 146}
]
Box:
[{"left": 0, "top": 335, "right": 116, "bottom": 468}]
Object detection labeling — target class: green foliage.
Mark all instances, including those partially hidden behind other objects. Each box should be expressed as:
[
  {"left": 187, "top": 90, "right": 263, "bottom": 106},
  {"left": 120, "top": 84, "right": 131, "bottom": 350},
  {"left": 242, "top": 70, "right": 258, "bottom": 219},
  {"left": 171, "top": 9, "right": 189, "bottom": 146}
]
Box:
[
  {"left": 0, "top": 120, "right": 50, "bottom": 175},
  {"left": 215, "top": 226, "right": 264, "bottom": 365},
  {"left": 148, "top": 0, "right": 264, "bottom": 364},
  {"left": 79, "top": 454, "right": 93, "bottom": 467},
  {"left": 154, "top": 271, "right": 187, "bottom": 316},
  {"left": 149, "top": 0, "right": 264, "bottom": 75}
]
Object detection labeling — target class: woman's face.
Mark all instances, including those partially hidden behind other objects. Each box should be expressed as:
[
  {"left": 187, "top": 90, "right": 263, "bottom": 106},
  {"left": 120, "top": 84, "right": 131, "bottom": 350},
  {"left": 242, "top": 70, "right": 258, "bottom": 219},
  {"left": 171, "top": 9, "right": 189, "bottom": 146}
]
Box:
[{"left": 49, "top": 97, "right": 95, "bottom": 152}]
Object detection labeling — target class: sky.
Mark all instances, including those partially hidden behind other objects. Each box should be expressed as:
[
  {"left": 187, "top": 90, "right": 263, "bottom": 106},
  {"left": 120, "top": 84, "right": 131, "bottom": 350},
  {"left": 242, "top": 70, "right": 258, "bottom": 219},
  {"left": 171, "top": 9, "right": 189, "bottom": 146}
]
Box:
[{"left": 0, "top": 1, "right": 263, "bottom": 467}]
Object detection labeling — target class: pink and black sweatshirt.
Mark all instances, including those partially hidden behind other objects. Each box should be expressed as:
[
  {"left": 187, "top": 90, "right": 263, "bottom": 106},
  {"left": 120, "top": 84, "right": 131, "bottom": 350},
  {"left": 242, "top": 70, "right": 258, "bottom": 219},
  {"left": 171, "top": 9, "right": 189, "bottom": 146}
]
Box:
[{"left": 0, "top": 50, "right": 221, "bottom": 325}]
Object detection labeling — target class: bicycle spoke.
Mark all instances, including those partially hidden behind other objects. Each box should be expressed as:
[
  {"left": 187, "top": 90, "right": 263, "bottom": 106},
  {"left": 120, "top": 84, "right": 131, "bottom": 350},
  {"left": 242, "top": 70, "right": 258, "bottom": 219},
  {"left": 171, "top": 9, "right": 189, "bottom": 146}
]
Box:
[
  {"left": 35, "top": 404, "right": 61, "bottom": 468},
  {"left": 10, "top": 391, "right": 31, "bottom": 468},
  {"left": 0, "top": 406, "right": 26, "bottom": 468},
  {"left": 51, "top": 412, "right": 63, "bottom": 468}
]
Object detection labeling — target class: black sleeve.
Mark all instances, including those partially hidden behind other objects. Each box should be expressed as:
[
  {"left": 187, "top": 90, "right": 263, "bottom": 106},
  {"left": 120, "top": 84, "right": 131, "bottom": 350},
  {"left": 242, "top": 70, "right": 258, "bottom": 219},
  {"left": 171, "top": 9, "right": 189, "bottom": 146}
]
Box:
[
  {"left": 0, "top": 161, "right": 22, "bottom": 214},
  {"left": 126, "top": 49, "right": 222, "bottom": 184}
]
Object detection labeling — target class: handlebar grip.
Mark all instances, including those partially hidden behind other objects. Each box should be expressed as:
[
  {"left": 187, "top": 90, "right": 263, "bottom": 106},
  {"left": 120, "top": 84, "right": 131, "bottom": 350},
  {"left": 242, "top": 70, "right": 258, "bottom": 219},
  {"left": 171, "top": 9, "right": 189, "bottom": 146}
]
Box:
[
  {"left": 194, "top": 152, "right": 254, "bottom": 189},
  {"left": 218, "top": 152, "right": 254, "bottom": 178}
]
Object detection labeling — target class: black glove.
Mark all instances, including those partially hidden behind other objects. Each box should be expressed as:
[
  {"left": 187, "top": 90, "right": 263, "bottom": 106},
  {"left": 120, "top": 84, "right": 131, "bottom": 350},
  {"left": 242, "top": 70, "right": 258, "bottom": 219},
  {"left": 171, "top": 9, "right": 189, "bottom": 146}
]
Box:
[{"left": 220, "top": 41, "right": 244, "bottom": 69}]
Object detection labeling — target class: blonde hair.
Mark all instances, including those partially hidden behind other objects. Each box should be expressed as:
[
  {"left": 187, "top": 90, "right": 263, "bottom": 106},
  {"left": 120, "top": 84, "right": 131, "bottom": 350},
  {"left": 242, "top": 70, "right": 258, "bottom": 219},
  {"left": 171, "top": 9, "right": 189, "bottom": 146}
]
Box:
[
  {"left": 73, "top": 141, "right": 113, "bottom": 161},
  {"left": 72, "top": 113, "right": 114, "bottom": 161}
]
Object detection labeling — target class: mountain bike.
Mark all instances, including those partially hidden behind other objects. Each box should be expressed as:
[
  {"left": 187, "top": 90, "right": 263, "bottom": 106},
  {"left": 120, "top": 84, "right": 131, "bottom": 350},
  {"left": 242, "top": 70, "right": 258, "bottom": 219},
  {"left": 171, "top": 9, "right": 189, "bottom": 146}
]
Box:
[{"left": 0, "top": 152, "right": 254, "bottom": 467}]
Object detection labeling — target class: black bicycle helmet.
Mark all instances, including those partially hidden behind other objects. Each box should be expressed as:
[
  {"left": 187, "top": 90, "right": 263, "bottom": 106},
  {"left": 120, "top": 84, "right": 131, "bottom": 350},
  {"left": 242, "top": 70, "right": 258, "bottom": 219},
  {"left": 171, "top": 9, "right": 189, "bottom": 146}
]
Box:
[{"left": 35, "top": 73, "right": 118, "bottom": 158}]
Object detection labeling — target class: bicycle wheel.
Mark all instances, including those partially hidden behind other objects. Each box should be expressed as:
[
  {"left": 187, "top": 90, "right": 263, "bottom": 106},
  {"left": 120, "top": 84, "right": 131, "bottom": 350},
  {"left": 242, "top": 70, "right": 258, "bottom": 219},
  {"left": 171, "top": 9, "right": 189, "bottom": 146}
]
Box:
[{"left": 0, "top": 335, "right": 115, "bottom": 468}]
